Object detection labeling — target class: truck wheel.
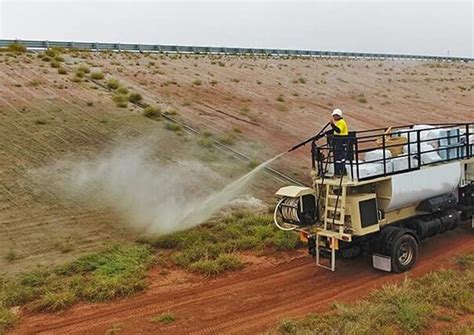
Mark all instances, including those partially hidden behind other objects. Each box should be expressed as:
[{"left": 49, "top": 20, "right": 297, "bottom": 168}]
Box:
[{"left": 391, "top": 234, "right": 418, "bottom": 273}]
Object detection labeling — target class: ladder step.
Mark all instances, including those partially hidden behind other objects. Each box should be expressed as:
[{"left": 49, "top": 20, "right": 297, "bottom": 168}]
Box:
[
  {"left": 331, "top": 219, "right": 344, "bottom": 225},
  {"left": 326, "top": 206, "right": 343, "bottom": 212},
  {"left": 327, "top": 195, "right": 339, "bottom": 199}
]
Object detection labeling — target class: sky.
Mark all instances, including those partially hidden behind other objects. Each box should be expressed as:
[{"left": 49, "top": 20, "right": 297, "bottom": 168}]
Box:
[{"left": 0, "top": 0, "right": 472, "bottom": 57}]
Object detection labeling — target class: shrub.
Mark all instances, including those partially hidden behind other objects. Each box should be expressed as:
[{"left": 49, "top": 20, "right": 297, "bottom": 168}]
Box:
[
  {"left": 276, "top": 95, "right": 285, "bottom": 102},
  {"left": 128, "top": 92, "right": 143, "bottom": 103},
  {"left": 77, "top": 64, "right": 90, "bottom": 73},
  {"left": 192, "top": 79, "right": 202, "bottom": 86},
  {"left": 90, "top": 71, "right": 104, "bottom": 80},
  {"left": 71, "top": 75, "right": 82, "bottom": 83},
  {"left": 165, "top": 122, "right": 182, "bottom": 132},
  {"left": 143, "top": 106, "right": 161, "bottom": 118},
  {"left": 112, "top": 94, "right": 128, "bottom": 108},
  {"left": 107, "top": 79, "right": 120, "bottom": 90},
  {"left": 150, "top": 312, "right": 176, "bottom": 324},
  {"left": 57, "top": 67, "right": 67, "bottom": 75},
  {"left": 44, "top": 49, "right": 57, "bottom": 57},
  {"left": 54, "top": 55, "right": 64, "bottom": 62},
  {"left": 50, "top": 60, "right": 60, "bottom": 68},
  {"left": 358, "top": 96, "right": 367, "bottom": 103},
  {"left": 6, "top": 42, "right": 26, "bottom": 53},
  {"left": 34, "top": 119, "right": 47, "bottom": 125},
  {"left": 117, "top": 86, "right": 129, "bottom": 95}
]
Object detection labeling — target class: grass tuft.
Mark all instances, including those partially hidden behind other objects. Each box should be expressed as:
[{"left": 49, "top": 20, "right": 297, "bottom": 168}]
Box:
[
  {"left": 150, "top": 312, "right": 176, "bottom": 324},
  {"left": 107, "top": 79, "right": 120, "bottom": 90},
  {"left": 143, "top": 106, "right": 161, "bottom": 118},
  {"left": 90, "top": 71, "right": 105, "bottom": 80},
  {"left": 128, "top": 92, "right": 143, "bottom": 103},
  {"left": 6, "top": 42, "right": 26, "bottom": 53},
  {"left": 0, "top": 304, "right": 17, "bottom": 333},
  {"left": 165, "top": 122, "right": 182, "bottom": 132},
  {"left": 112, "top": 94, "right": 128, "bottom": 108}
]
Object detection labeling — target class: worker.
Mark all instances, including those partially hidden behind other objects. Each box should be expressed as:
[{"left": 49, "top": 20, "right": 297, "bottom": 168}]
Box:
[{"left": 328, "top": 108, "right": 349, "bottom": 176}]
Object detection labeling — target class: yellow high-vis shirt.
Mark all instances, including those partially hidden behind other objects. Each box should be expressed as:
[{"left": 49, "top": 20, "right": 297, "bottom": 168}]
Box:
[{"left": 334, "top": 118, "right": 348, "bottom": 136}]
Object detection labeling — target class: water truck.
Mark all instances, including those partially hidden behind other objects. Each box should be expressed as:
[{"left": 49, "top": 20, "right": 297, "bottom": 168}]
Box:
[{"left": 274, "top": 123, "right": 474, "bottom": 272}]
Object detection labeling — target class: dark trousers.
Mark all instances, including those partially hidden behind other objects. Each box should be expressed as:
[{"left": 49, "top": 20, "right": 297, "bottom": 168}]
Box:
[{"left": 333, "top": 136, "right": 349, "bottom": 175}]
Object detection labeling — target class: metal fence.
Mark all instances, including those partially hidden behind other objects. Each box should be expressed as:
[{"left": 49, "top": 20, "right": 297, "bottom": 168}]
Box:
[{"left": 0, "top": 39, "right": 472, "bottom": 62}]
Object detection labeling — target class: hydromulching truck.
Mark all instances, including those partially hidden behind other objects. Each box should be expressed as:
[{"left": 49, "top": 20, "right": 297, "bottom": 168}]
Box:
[{"left": 274, "top": 123, "right": 474, "bottom": 272}]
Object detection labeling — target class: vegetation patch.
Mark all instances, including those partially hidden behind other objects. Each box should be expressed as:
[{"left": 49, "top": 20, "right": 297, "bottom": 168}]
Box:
[
  {"left": 165, "top": 122, "right": 182, "bottom": 132},
  {"left": 107, "top": 79, "right": 120, "bottom": 90},
  {"left": 128, "top": 92, "right": 143, "bottom": 103},
  {"left": 112, "top": 94, "right": 128, "bottom": 108},
  {"left": 3, "top": 42, "right": 26, "bottom": 53},
  {"left": 140, "top": 211, "right": 301, "bottom": 276},
  {"left": 273, "top": 253, "right": 474, "bottom": 334},
  {"left": 143, "top": 106, "right": 161, "bottom": 119},
  {"left": 0, "top": 244, "right": 154, "bottom": 329},
  {"left": 90, "top": 71, "right": 105, "bottom": 80},
  {"left": 150, "top": 312, "right": 176, "bottom": 324}
]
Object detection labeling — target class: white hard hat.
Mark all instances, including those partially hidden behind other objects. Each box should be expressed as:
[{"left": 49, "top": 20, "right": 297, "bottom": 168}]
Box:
[{"left": 332, "top": 108, "right": 343, "bottom": 117}]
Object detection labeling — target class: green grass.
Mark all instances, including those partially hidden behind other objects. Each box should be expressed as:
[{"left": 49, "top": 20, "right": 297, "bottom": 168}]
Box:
[
  {"left": 140, "top": 211, "right": 301, "bottom": 276},
  {"left": 273, "top": 253, "right": 474, "bottom": 335},
  {"left": 50, "top": 60, "right": 60, "bottom": 68},
  {"left": 150, "top": 312, "right": 176, "bottom": 324},
  {"left": 0, "top": 245, "right": 154, "bottom": 332}
]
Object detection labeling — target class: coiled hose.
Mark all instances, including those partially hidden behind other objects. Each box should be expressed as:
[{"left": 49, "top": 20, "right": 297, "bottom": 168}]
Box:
[{"left": 273, "top": 197, "right": 299, "bottom": 231}]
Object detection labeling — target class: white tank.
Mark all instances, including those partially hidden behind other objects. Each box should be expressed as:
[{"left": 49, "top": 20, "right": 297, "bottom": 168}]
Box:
[{"left": 385, "top": 162, "right": 462, "bottom": 211}]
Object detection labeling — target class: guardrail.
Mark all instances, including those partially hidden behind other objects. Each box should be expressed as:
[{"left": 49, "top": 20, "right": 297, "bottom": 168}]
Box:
[{"left": 0, "top": 39, "right": 472, "bottom": 62}]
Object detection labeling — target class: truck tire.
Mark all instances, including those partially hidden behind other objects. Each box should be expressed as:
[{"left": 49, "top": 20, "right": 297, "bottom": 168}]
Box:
[{"left": 391, "top": 234, "right": 418, "bottom": 273}]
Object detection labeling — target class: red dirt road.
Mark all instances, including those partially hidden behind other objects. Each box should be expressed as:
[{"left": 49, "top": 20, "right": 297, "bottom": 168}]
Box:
[{"left": 13, "top": 226, "right": 473, "bottom": 335}]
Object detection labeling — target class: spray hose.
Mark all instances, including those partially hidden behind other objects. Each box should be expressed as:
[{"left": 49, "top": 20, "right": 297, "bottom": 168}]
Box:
[{"left": 273, "top": 197, "right": 298, "bottom": 231}]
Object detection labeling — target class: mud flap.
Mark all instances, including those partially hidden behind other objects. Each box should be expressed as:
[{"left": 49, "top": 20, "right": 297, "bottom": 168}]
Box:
[{"left": 372, "top": 254, "right": 391, "bottom": 272}]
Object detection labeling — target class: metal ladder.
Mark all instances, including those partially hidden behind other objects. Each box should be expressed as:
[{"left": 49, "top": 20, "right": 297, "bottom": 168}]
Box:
[{"left": 317, "top": 174, "right": 346, "bottom": 271}]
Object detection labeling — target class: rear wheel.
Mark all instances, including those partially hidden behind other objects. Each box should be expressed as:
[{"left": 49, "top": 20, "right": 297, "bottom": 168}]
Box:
[{"left": 391, "top": 234, "right": 418, "bottom": 273}]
